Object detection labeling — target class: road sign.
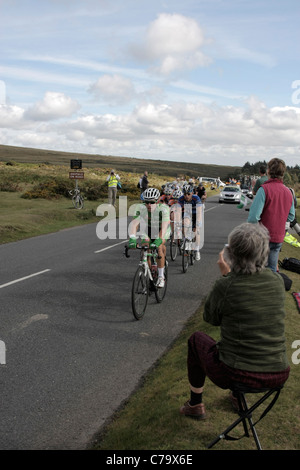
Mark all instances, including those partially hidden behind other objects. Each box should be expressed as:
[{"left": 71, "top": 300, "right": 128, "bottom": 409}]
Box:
[
  {"left": 70, "top": 159, "right": 82, "bottom": 169},
  {"left": 69, "top": 172, "right": 84, "bottom": 179}
]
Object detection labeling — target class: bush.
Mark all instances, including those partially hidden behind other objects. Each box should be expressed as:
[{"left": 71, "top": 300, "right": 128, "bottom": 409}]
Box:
[
  {"left": 21, "top": 181, "right": 61, "bottom": 200},
  {"left": 81, "top": 182, "right": 106, "bottom": 200},
  {"left": 0, "top": 180, "right": 21, "bottom": 192}
]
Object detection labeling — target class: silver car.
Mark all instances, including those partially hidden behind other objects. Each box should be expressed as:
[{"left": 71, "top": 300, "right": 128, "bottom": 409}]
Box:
[{"left": 219, "top": 185, "right": 242, "bottom": 203}]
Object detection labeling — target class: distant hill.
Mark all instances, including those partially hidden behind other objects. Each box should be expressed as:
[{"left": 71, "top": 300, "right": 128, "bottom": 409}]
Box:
[{"left": 0, "top": 144, "right": 240, "bottom": 180}]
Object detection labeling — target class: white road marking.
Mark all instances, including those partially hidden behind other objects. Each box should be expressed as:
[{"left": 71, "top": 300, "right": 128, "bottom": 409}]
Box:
[
  {"left": 204, "top": 205, "right": 220, "bottom": 212},
  {"left": 94, "top": 239, "right": 128, "bottom": 253},
  {"left": 0, "top": 269, "right": 51, "bottom": 289}
]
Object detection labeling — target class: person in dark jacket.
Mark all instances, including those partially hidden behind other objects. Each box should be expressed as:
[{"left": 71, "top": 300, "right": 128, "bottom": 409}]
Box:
[
  {"left": 179, "top": 222, "right": 290, "bottom": 420},
  {"left": 141, "top": 171, "right": 149, "bottom": 192}
]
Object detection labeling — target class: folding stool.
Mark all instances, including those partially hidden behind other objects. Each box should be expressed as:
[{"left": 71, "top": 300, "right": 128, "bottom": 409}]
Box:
[{"left": 207, "top": 383, "right": 283, "bottom": 450}]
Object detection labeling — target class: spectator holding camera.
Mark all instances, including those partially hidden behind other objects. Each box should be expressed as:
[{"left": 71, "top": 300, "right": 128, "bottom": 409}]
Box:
[
  {"left": 179, "top": 223, "right": 290, "bottom": 420},
  {"left": 106, "top": 169, "right": 120, "bottom": 207}
]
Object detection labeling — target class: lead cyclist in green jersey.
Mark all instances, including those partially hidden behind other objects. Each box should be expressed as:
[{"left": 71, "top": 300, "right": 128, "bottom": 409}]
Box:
[{"left": 128, "top": 187, "right": 171, "bottom": 288}]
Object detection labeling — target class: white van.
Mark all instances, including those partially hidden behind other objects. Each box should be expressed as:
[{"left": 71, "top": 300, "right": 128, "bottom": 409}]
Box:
[{"left": 198, "top": 177, "right": 225, "bottom": 188}]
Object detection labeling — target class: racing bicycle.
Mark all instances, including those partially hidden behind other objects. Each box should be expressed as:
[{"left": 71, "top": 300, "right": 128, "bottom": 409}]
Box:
[
  {"left": 69, "top": 187, "right": 84, "bottom": 209},
  {"left": 181, "top": 236, "right": 196, "bottom": 273},
  {"left": 169, "top": 221, "right": 182, "bottom": 261},
  {"left": 124, "top": 244, "right": 168, "bottom": 320},
  {"left": 170, "top": 221, "right": 196, "bottom": 272}
]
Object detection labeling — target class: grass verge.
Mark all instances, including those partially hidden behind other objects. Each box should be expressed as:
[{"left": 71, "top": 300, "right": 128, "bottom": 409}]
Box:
[
  {"left": 0, "top": 161, "right": 174, "bottom": 244},
  {"left": 0, "top": 191, "right": 102, "bottom": 243},
  {"left": 90, "top": 239, "right": 300, "bottom": 451}
]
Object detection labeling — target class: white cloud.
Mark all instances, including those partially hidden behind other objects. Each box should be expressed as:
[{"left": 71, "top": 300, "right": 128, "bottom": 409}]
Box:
[
  {"left": 1, "top": 90, "right": 300, "bottom": 166},
  {"left": 88, "top": 74, "right": 136, "bottom": 104},
  {"left": 0, "top": 104, "right": 25, "bottom": 128},
  {"left": 131, "top": 13, "right": 212, "bottom": 75},
  {"left": 49, "top": 97, "right": 300, "bottom": 154},
  {"left": 25, "top": 92, "right": 80, "bottom": 121},
  {"left": 0, "top": 65, "right": 89, "bottom": 88}
]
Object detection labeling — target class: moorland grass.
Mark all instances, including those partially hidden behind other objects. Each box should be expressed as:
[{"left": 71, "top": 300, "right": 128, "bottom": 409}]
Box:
[{"left": 0, "top": 161, "right": 170, "bottom": 244}]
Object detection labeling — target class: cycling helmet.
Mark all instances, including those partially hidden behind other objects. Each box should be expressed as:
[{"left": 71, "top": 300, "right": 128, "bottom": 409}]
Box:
[
  {"left": 182, "top": 184, "right": 194, "bottom": 195},
  {"left": 164, "top": 185, "right": 173, "bottom": 196},
  {"left": 172, "top": 188, "right": 183, "bottom": 199},
  {"left": 143, "top": 187, "right": 160, "bottom": 202}
]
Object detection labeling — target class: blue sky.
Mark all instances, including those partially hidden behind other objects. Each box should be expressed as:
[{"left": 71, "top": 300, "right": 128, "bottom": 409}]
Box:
[{"left": 1, "top": 0, "right": 300, "bottom": 167}]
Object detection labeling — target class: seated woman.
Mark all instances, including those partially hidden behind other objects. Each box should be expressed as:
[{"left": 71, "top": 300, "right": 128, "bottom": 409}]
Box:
[{"left": 180, "top": 222, "right": 290, "bottom": 419}]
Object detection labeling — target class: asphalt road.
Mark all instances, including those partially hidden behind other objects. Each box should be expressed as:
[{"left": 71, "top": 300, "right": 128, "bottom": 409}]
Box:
[{"left": 0, "top": 195, "right": 248, "bottom": 450}]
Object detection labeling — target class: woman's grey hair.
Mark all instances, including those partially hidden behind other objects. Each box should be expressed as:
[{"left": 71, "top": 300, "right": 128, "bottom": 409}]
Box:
[{"left": 223, "top": 223, "right": 270, "bottom": 274}]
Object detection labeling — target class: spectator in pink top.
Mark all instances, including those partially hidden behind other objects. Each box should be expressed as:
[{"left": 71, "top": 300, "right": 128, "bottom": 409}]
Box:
[{"left": 248, "top": 158, "right": 295, "bottom": 272}]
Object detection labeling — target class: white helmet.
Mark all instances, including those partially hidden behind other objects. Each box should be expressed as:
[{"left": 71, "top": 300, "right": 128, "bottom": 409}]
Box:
[
  {"left": 183, "top": 184, "right": 194, "bottom": 194},
  {"left": 164, "top": 185, "right": 173, "bottom": 195},
  {"left": 172, "top": 189, "right": 183, "bottom": 199},
  {"left": 143, "top": 187, "right": 160, "bottom": 202}
]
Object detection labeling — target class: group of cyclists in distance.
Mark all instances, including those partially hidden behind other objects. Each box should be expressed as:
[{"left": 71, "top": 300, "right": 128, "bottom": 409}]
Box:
[{"left": 128, "top": 178, "right": 205, "bottom": 289}]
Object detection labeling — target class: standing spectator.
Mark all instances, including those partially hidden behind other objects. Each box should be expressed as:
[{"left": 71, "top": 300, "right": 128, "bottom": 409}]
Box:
[
  {"left": 253, "top": 165, "right": 268, "bottom": 195},
  {"left": 106, "top": 169, "right": 120, "bottom": 207},
  {"left": 196, "top": 183, "right": 207, "bottom": 203},
  {"left": 140, "top": 171, "right": 149, "bottom": 194},
  {"left": 247, "top": 158, "right": 295, "bottom": 272}
]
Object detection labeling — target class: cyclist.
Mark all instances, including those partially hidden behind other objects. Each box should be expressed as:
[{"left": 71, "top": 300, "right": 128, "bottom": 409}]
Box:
[
  {"left": 168, "top": 188, "right": 183, "bottom": 235},
  {"left": 177, "top": 184, "right": 203, "bottom": 261},
  {"left": 159, "top": 185, "right": 173, "bottom": 204},
  {"left": 128, "top": 188, "right": 171, "bottom": 288}
]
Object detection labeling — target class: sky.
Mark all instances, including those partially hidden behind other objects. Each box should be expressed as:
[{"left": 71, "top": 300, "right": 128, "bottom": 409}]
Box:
[{"left": 1, "top": 0, "right": 300, "bottom": 168}]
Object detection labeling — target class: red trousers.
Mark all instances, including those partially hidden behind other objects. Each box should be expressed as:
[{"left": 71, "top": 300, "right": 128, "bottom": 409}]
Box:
[{"left": 187, "top": 332, "right": 290, "bottom": 390}]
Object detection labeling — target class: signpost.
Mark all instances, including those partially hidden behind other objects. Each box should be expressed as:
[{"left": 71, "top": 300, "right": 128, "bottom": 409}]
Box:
[
  {"left": 69, "top": 160, "right": 84, "bottom": 208},
  {"left": 70, "top": 159, "right": 82, "bottom": 169},
  {"left": 69, "top": 172, "right": 84, "bottom": 179}
]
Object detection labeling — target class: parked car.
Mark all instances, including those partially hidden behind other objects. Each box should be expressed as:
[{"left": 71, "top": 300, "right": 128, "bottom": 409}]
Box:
[
  {"left": 219, "top": 185, "right": 242, "bottom": 203},
  {"left": 240, "top": 184, "right": 253, "bottom": 199}
]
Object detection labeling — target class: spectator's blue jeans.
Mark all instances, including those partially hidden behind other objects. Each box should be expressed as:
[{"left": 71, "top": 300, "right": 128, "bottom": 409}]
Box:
[{"left": 267, "top": 242, "right": 282, "bottom": 272}]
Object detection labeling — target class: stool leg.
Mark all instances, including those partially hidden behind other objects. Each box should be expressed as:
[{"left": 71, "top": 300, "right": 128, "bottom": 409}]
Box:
[
  {"left": 237, "top": 393, "right": 250, "bottom": 438},
  {"left": 241, "top": 393, "right": 262, "bottom": 450},
  {"left": 248, "top": 417, "right": 262, "bottom": 450},
  {"left": 207, "top": 412, "right": 250, "bottom": 449}
]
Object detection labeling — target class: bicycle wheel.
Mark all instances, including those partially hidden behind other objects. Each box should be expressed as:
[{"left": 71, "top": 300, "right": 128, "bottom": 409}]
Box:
[
  {"left": 154, "top": 260, "right": 168, "bottom": 303},
  {"left": 72, "top": 194, "right": 84, "bottom": 209},
  {"left": 190, "top": 249, "right": 195, "bottom": 265},
  {"left": 182, "top": 240, "right": 189, "bottom": 273},
  {"left": 170, "top": 233, "right": 178, "bottom": 261},
  {"left": 131, "top": 266, "right": 149, "bottom": 320}
]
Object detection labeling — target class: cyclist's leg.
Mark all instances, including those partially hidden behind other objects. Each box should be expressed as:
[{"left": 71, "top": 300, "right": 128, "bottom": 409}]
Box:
[
  {"left": 157, "top": 241, "right": 166, "bottom": 267},
  {"left": 170, "top": 209, "right": 175, "bottom": 234},
  {"left": 192, "top": 213, "right": 201, "bottom": 261},
  {"left": 156, "top": 239, "right": 167, "bottom": 287},
  {"left": 183, "top": 215, "right": 192, "bottom": 240}
]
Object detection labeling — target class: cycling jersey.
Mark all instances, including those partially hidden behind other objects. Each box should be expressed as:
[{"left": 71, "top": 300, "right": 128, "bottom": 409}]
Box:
[
  {"left": 159, "top": 194, "right": 171, "bottom": 205},
  {"left": 178, "top": 194, "right": 202, "bottom": 229},
  {"left": 178, "top": 194, "right": 202, "bottom": 214},
  {"left": 168, "top": 197, "right": 179, "bottom": 207},
  {"left": 133, "top": 202, "right": 171, "bottom": 240}
]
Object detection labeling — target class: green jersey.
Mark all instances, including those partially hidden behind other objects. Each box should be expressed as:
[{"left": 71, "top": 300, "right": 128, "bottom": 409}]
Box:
[{"left": 133, "top": 203, "right": 171, "bottom": 240}]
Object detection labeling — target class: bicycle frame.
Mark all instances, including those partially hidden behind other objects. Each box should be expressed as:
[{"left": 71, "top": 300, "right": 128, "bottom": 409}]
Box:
[
  {"left": 124, "top": 243, "right": 168, "bottom": 320},
  {"left": 124, "top": 245, "right": 158, "bottom": 283}
]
